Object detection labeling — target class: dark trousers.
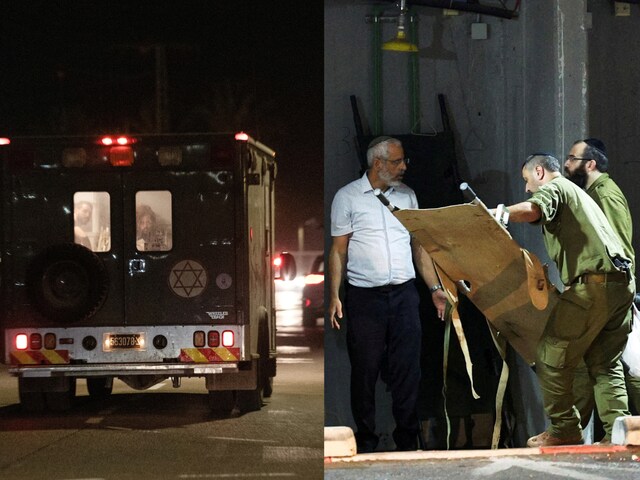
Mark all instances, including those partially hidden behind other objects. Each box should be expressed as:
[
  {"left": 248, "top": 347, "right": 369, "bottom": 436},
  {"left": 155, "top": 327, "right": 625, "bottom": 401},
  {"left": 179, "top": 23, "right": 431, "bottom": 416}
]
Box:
[{"left": 346, "top": 280, "right": 421, "bottom": 452}]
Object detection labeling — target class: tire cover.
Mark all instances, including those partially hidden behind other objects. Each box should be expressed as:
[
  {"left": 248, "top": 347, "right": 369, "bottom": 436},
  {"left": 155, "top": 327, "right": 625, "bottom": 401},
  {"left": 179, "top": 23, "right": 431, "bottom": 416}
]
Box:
[{"left": 26, "top": 243, "right": 109, "bottom": 322}]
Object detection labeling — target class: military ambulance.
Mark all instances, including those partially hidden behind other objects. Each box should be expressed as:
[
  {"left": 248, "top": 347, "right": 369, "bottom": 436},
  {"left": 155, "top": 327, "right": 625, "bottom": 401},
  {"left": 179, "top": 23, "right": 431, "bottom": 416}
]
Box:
[{"left": 0, "top": 132, "right": 294, "bottom": 413}]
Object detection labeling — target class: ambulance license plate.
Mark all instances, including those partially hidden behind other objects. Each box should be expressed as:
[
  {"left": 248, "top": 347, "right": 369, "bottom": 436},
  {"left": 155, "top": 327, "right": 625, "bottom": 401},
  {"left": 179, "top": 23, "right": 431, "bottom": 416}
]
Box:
[{"left": 103, "top": 333, "right": 145, "bottom": 351}]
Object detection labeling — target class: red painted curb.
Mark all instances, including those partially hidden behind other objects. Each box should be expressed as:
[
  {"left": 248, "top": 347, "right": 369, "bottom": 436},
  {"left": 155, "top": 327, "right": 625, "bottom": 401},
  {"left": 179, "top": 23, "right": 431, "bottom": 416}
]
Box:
[{"left": 539, "top": 444, "right": 632, "bottom": 455}]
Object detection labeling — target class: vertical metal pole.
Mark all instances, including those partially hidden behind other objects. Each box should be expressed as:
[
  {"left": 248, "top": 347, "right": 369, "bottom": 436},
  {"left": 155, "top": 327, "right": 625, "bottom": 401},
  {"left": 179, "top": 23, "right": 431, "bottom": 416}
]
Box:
[
  {"left": 372, "top": 8, "right": 383, "bottom": 135},
  {"left": 408, "top": 11, "right": 420, "bottom": 133}
]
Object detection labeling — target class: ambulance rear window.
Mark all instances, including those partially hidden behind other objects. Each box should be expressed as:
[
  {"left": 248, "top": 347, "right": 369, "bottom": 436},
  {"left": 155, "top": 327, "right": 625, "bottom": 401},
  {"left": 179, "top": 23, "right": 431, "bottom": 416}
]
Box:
[
  {"left": 73, "top": 192, "right": 111, "bottom": 252},
  {"left": 136, "top": 191, "right": 173, "bottom": 252}
]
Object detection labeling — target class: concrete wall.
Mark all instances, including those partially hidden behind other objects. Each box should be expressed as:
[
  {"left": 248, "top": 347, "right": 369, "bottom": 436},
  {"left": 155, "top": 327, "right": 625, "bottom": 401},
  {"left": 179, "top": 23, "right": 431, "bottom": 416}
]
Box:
[
  {"left": 587, "top": 0, "right": 640, "bottom": 265},
  {"left": 324, "top": 0, "right": 599, "bottom": 449}
]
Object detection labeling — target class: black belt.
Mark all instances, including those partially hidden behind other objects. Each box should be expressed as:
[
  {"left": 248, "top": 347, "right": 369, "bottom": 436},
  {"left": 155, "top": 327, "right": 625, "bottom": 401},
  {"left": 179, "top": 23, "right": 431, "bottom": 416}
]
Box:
[
  {"left": 350, "top": 279, "right": 414, "bottom": 292},
  {"left": 572, "top": 272, "right": 628, "bottom": 285}
]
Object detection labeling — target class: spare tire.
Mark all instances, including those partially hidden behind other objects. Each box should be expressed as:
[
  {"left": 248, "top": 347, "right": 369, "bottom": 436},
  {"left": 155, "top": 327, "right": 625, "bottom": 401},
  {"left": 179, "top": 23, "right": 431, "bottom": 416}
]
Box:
[{"left": 26, "top": 243, "right": 109, "bottom": 322}]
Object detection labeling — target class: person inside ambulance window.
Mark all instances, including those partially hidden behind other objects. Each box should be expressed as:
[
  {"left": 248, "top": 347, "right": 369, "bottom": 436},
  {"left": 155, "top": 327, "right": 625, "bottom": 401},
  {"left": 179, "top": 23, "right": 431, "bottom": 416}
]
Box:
[
  {"left": 136, "top": 204, "right": 156, "bottom": 251},
  {"left": 136, "top": 204, "right": 171, "bottom": 251},
  {"left": 74, "top": 201, "right": 93, "bottom": 250}
]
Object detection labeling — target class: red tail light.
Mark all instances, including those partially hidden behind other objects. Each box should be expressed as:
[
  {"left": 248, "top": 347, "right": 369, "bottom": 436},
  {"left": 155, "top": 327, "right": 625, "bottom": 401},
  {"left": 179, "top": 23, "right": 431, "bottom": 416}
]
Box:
[
  {"left": 208, "top": 331, "right": 220, "bottom": 347},
  {"left": 30, "top": 334, "right": 42, "bottom": 350},
  {"left": 109, "top": 146, "right": 134, "bottom": 166},
  {"left": 0, "top": 137, "right": 10, "bottom": 145}
]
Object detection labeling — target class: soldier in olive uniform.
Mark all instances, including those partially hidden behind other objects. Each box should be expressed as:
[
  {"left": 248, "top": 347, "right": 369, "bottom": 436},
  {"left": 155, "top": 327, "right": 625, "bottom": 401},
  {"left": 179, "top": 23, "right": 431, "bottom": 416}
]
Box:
[
  {"left": 564, "top": 138, "right": 640, "bottom": 433},
  {"left": 503, "top": 153, "right": 634, "bottom": 447}
]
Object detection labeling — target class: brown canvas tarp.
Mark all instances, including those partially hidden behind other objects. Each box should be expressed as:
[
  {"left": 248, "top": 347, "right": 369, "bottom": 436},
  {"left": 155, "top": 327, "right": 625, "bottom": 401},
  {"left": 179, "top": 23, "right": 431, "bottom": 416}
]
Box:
[{"left": 396, "top": 203, "right": 557, "bottom": 364}]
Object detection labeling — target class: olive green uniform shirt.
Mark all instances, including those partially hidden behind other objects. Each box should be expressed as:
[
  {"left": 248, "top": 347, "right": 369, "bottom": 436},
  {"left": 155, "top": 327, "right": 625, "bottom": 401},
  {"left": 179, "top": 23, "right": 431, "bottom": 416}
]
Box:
[
  {"left": 586, "top": 173, "right": 635, "bottom": 269},
  {"left": 527, "top": 176, "right": 629, "bottom": 286},
  {"left": 573, "top": 173, "right": 635, "bottom": 427}
]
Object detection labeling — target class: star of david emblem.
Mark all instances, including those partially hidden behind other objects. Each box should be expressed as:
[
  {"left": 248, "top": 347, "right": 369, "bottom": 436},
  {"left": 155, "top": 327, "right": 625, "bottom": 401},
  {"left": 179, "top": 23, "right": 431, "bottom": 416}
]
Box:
[{"left": 169, "top": 260, "right": 207, "bottom": 298}]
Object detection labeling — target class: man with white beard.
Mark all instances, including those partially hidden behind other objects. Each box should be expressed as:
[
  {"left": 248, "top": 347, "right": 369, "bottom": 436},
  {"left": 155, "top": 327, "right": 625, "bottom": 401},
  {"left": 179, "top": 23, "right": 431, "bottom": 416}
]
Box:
[{"left": 329, "top": 136, "right": 447, "bottom": 452}]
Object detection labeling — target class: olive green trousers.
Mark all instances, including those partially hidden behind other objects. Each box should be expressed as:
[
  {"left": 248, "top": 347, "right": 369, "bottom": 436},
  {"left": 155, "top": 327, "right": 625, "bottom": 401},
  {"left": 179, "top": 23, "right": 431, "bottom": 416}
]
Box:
[
  {"left": 536, "top": 280, "right": 634, "bottom": 440},
  {"left": 574, "top": 356, "right": 640, "bottom": 433}
]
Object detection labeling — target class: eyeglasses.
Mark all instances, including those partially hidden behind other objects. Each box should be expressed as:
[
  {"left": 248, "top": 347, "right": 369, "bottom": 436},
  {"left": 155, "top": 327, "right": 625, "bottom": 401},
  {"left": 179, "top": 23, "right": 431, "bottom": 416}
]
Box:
[
  {"left": 565, "top": 155, "right": 592, "bottom": 162},
  {"left": 384, "top": 157, "right": 410, "bottom": 167}
]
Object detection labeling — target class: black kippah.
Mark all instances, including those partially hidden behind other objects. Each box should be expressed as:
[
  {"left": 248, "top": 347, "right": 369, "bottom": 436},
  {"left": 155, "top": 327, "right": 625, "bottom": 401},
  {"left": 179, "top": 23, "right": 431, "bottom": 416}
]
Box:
[{"left": 584, "top": 138, "right": 606, "bottom": 155}]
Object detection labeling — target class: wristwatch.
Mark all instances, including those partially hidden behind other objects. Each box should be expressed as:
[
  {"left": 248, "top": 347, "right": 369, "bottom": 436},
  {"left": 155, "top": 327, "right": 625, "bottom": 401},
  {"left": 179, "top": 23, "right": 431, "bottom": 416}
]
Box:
[{"left": 429, "top": 284, "right": 443, "bottom": 293}]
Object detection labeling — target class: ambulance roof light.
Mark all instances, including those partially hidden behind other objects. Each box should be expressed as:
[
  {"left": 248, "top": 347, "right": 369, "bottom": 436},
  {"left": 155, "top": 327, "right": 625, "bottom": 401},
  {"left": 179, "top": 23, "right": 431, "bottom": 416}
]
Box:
[
  {"left": 235, "top": 132, "right": 249, "bottom": 141},
  {"left": 101, "top": 136, "right": 134, "bottom": 146},
  {"left": 0, "top": 137, "right": 10, "bottom": 146}
]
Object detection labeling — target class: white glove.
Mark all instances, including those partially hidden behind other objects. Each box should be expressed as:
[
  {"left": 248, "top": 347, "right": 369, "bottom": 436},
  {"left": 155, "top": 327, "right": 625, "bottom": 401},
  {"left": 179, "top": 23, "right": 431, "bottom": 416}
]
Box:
[{"left": 495, "top": 204, "right": 510, "bottom": 227}]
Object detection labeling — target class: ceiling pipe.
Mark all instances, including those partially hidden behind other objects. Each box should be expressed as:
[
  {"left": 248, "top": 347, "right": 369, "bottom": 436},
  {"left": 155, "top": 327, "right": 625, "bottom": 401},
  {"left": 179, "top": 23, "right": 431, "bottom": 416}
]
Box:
[{"left": 382, "top": 0, "right": 519, "bottom": 20}]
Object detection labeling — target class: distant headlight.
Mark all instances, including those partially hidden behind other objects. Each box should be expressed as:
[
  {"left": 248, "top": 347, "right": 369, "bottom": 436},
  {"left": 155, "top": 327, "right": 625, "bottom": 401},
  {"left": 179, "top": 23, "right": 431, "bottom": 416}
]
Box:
[{"left": 304, "top": 274, "right": 324, "bottom": 285}]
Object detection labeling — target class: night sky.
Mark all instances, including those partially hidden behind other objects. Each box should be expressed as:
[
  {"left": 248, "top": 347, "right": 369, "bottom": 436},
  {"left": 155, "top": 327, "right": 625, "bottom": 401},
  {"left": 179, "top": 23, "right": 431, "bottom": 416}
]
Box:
[{"left": 0, "top": 0, "right": 323, "bottom": 252}]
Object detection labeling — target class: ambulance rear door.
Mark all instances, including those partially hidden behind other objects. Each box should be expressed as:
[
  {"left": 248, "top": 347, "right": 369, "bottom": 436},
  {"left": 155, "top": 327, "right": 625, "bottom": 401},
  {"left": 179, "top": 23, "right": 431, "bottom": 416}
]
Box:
[{"left": 121, "top": 168, "right": 238, "bottom": 327}]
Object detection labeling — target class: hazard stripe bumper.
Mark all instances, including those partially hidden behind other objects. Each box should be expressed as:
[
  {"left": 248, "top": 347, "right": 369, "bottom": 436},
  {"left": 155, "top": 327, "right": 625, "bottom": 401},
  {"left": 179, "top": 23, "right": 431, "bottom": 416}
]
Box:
[
  {"left": 10, "top": 350, "right": 70, "bottom": 365},
  {"left": 179, "top": 347, "right": 241, "bottom": 363}
]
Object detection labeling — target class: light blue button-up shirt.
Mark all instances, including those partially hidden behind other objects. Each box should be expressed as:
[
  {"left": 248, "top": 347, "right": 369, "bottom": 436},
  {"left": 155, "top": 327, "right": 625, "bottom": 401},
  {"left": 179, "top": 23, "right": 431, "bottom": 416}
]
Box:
[{"left": 331, "top": 172, "right": 418, "bottom": 288}]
